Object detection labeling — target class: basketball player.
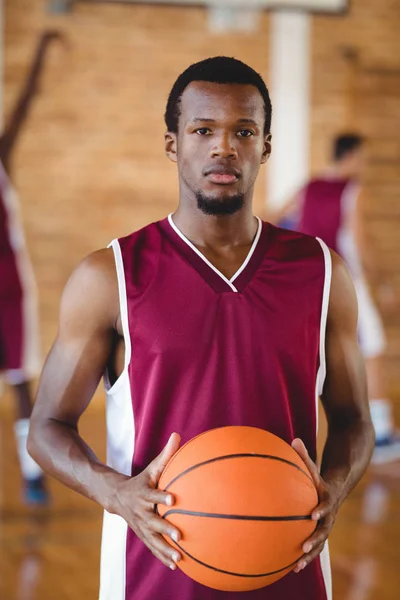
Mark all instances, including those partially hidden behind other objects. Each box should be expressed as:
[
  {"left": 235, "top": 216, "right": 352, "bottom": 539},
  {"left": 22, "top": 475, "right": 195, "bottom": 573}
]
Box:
[
  {"left": 270, "top": 134, "right": 400, "bottom": 465},
  {"left": 0, "top": 31, "right": 61, "bottom": 504},
  {"left": 28, "top": 58, "right": 375, "bottom": 599}
]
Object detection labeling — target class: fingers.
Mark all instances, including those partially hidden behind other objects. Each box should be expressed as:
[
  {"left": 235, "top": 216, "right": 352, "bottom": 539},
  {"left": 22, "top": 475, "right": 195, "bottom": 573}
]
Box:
[
  {"left": 302, "top": 517, "right": 332, "bottom": 554},
  {"left": 148, "top": 433, "right": 181, "bottom": 483},
  {"left": 311, "top": 496, "right": 331, "bottom": 522},
  {"left": 149, "top": 515, "right": 182, "bottom": 544},
  {"left": 294, "top": 513, "right": 333, "bottom": 573},
  {"left": 144, "top": 531, "right": 182, "bottom": 570},
  {"left": 291, "top": 438, "right": 320, "bottom": 486},
  {"left": 145, "top": 488, "right": 175, "bottom": 507},
  {"left": 293, "top": 540, "right": 327, "bottom": 573}
]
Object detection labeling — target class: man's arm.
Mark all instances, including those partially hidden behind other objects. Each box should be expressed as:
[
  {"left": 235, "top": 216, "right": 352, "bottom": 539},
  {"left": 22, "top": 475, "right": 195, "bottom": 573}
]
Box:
[
  {"left": 292, "top": 250, "right": 375, "bottom": 573},
  {"left": 0, "top": 31, "right": 63, "bottom": 173},
  {"left": 352, "top": 189, "right": 396, "bottom": 310},
  {"left": 28, "top": 249, "right": 182, "bottom": 570},
  {"left": 264, "top": 190, "right": 302, "bottom": 226}
]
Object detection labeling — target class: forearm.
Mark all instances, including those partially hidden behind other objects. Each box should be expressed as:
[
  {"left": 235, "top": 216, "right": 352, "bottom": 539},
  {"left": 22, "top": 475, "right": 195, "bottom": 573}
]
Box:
[
  {"left": 28, "top": 418, "right": 128, "bottom": 512},
  {"left": 320, "top": 416, "right": 375, "bottom": 505}
]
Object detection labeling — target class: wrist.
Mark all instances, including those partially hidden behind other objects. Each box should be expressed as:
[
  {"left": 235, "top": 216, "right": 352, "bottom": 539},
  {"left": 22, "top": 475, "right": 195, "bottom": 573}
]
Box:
[
  {"left": 92, "top": 467, "right": 131, "bottom": 514},
  {"left": 322, "top": 472, "right": 347, "bottom": 511}
]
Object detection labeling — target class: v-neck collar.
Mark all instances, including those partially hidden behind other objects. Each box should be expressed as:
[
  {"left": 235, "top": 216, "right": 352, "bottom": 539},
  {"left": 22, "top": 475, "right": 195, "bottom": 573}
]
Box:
[{"left": 158, "top": 214, "right": 270, "bottom": 294}]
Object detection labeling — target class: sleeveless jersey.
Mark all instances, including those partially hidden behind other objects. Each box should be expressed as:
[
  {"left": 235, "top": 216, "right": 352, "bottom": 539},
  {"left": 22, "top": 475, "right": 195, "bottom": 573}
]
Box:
[
  {"left": 100, "top": 215, "right": 332, "bottom": 600},
  {"left": 297, "top": 178, "right": 362, "bottom": 278},
  {"left": 0, "top": 160, "right": 40, "bottom": 379},
  {"left": 0, "top": 161, "right": 24, "bottom": 289}
]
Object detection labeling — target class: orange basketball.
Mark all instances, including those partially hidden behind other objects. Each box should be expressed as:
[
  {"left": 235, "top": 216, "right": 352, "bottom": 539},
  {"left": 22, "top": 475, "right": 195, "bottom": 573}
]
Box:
[{"left": 157, "top": 426, "right": 318, "bottom": 592}]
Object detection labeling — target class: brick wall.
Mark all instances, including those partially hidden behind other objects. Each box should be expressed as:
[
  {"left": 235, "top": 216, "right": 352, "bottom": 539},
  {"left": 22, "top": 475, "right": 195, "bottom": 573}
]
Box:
[{"left": 4, "top": 0, "right": 400, "bottom": 390}]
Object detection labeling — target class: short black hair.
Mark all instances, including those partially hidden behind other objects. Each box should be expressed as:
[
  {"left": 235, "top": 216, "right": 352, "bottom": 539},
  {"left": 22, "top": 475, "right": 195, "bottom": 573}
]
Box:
[
  {"left": 165, "top": 56, "right": 272, "bottom": 135},
  {"left": 333, "top": 134, "right": 365, "bottom": 161}
]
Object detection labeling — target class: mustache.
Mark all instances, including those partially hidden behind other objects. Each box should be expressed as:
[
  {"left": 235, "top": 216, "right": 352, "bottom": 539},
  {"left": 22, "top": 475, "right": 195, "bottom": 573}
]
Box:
[{"left": 203, "top": 165, "right": 241, "bottom": 178}]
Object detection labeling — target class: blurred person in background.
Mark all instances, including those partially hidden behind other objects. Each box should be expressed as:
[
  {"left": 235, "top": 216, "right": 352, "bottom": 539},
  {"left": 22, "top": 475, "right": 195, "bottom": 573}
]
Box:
[
  {"left": 0, "top": 31, "right": 62, "bottom": 504},
  {"left": 268, "top": 134, "right": 400, "bottom": 465}
]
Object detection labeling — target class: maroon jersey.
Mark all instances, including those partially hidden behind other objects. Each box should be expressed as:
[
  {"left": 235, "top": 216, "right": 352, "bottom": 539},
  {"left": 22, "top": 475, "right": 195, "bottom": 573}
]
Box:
[
  {"left": 297, "top": 178, "right": 362, "bottom": 279},
  {"left": 100, "top": 216, "right": 332, "bottom": 600},
  {"left": 0, "top": 161, "right": 40, "bottom": 380}
]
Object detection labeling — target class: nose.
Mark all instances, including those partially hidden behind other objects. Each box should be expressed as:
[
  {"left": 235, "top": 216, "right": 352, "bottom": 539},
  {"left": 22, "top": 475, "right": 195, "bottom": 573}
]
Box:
[{"left": 210, "top": 132, "right": 238, "bottom": 160}]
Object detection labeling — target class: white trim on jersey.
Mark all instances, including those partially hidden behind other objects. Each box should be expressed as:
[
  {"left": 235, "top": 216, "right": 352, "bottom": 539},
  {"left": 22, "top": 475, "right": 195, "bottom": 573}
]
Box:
[
  {"left": 230, "top": 218, "right": 262, "bottom": 283},
  {"left": 99, "top": 239, "right": 135, "bottom": 600},
  {"left": 167, "top": 214, "right": 262, "bottom": 292},
  {"left": 315, "top": 238, "right": 332, "bottom": 397},
  {"left": 104, "top": 239, "right": 132, "bottom": 394},
  {"left": 314, "top": 238, "right": 333, "bottom": 600},
  {"left": 320, "top": 543, "right": 333, "bottom": 600}
]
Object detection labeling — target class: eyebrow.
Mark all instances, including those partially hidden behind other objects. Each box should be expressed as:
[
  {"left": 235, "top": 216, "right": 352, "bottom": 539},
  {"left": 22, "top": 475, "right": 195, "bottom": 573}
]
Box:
[{"left": 190, "top": 118, "right": 259, "bottom": 127}]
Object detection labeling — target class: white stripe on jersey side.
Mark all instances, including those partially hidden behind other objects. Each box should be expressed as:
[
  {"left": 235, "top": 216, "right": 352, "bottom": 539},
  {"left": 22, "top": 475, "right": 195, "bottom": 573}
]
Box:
[
  {"left": 167, "top": 214, "right": 262, "bottom": 292},
  {"left": 320, "top": 543, "right": 333, "bottom": 600},
  {"left": 316, "top": 238, "right": 332, "bottom": 398},
  {"left": 315, "top": 237, "right": 333, "bottom": 600},
  {"left": 99, "top": 240, "right": 135, "bottom": 600},
  {"left": 105, "top": 239, "right": 132, "bottom": 392}
]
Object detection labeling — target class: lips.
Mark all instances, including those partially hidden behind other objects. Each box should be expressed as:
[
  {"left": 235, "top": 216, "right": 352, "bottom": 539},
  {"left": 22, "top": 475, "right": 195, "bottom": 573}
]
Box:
[{"left": 204, "top": 166, "right": 240, "bottom": 185}]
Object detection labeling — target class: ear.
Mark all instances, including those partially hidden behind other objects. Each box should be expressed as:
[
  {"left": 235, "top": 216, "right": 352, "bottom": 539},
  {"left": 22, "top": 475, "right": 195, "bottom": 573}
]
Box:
[
  {"left": 261, "top": 133, "right": 272, "bottom": 164},
  {"left": 165, "top": 132, "right": 178, "bottom": 163}
]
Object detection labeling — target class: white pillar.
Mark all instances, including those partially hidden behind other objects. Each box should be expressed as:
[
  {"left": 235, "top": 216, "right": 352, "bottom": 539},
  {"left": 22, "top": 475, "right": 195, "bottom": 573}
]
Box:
[{"left": 267, "top": 11, "right": 311, "bottom": 211}]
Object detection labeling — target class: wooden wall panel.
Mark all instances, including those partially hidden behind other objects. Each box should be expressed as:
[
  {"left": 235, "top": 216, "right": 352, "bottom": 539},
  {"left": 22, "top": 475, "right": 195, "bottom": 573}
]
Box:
[
  {"left": 4, "top": 0, "right": 400, "bottom": 390},
  {"left": 312, "top": 0, "right": 400, "bottom": 390},
  {"left": 4, "top": 0, "right": 270, "bottom": 354}
]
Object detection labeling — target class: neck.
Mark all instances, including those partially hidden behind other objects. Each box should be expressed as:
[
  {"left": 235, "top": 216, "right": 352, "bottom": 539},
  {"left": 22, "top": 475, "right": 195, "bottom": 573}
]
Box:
[
  {"left": 328, "top": 162, "right": 356, "bottom": 180},
  {"left": 172, "top": 203, "right": 257, "bottom": 249}
]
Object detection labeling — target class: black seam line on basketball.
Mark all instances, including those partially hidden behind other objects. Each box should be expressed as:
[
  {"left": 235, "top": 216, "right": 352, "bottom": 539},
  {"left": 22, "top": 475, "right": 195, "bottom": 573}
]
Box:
[
  {"left": 173, "top": 540, "right": 302, "bottom": 578},
  {"left": 163, "top": 453, "right": 313, "bottom": 491},
  {"left": 162, "top": 509, "right": 312, "bottom": 521}
]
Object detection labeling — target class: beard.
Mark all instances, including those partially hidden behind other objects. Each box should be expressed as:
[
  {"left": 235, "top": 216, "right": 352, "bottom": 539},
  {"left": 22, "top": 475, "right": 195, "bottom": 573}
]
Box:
[{"left": 196, "top": 191, "right": 245, "bottom": 216}]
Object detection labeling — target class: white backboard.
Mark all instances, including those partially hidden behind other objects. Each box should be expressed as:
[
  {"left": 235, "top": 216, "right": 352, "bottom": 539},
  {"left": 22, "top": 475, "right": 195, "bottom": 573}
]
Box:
[{"left": 95, "top": 0, "right": 349, "bottom": 14}]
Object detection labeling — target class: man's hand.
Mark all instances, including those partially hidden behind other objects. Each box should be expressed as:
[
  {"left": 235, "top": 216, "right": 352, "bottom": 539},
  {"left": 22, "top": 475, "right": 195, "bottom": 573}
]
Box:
[
  {"left": 291, "top": 438, "right": 342, "bottom": 573},
  {"left": 109, "top": 433, "right": 182, "bottom": 571}
]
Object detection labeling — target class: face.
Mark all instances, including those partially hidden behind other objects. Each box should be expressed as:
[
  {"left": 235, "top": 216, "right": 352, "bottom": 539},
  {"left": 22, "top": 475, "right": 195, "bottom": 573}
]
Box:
[
  {"left": 348, "top": 146, "right": 366, "bottom": 178},
  {"left": 165, "top": 82, "right": 271, "bottom": 215},
  {"left": 341, "top": 146, "right": 366, "bottom": 179}
]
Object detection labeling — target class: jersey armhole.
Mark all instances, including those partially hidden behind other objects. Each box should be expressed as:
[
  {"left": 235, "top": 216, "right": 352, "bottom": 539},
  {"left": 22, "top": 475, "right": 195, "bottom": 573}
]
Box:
[
  {"left": 104, "top": 239, "right": 132, "bottom": 395},
  {"left": 315, "top": 238, "right": 332, "bottom": 397}
]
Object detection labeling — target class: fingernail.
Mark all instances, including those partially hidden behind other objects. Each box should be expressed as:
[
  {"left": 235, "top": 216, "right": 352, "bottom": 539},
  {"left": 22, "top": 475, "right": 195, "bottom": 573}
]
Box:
[
  {"left": 173, "top": 553, "right": 180, "bottom": 563},
  {"left": 171, "top": 532, "right": 179, "bottom": 543},
  {"left": 303, "top": 543, "right": 312, "bottom": 553},
  {"left": 299, "top": 561, "right": 306, "bottom": 571},
  {"left": 166, "top": 495, "right": 173, "bottom": 506},
  {"left": 314, "top": 512, "right": 321, "bottom": 520},
  {"left": 169, "top": 563, "right": 176, "bottom": 571}
]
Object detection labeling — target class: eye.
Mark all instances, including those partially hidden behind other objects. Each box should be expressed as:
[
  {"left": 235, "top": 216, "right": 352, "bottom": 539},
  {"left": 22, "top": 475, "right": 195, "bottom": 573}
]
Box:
[
  {"left": 195, "top": 128, "right": 212, "bottom": 136},
  {"left": 237, "top": 130, "right": 255, "bottom": 138}
]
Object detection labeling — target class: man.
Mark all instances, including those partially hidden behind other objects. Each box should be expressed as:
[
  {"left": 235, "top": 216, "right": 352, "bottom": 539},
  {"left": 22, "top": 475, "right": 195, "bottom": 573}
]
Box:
[
  {"left": 272, "top": 134, "right": 400, "bottom": 465},
  {"left": 28, "top": 58, "right": 374, "bottom": 599},
  {"left": 0, "top": 31, "right": 61, "bottom": 504}
]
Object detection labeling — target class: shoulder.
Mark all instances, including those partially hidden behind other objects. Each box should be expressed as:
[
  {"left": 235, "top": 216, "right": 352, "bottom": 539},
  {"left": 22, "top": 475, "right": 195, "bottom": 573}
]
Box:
[
  {"left": 263, "top": 221, "right": 324, "bottom": 260},
  {"left": 117, "top": 220, "right": 164, "bottom": 254},
  {"left": 69, "top": 247, "right": 117, "bottom": 290},
  {"left": 327, "top": 249, "right": 358, "bottom": 330},
  {"left": 60, "top": 248, "right": 119, "bottom": 331}
]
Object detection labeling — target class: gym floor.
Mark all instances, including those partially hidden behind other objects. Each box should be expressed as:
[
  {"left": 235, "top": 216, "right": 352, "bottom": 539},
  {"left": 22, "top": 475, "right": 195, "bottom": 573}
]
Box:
[{"left": 1, "top": 396, "right": 399, "bottom": 600}]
